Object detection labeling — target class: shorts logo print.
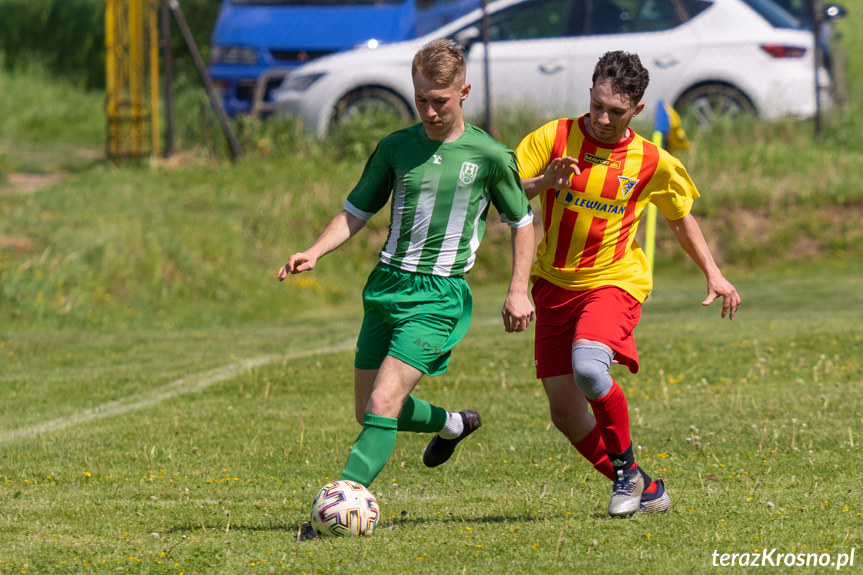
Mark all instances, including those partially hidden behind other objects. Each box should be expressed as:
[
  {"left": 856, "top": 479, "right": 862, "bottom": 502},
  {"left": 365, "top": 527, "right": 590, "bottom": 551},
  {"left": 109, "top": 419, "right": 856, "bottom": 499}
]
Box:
[{"left": 413, "top": 338, "right": 444, "bottom": 356}]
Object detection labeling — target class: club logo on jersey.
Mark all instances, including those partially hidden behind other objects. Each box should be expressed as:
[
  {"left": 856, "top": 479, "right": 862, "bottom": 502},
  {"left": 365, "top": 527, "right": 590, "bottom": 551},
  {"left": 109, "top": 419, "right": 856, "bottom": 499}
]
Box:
[
  {"left": 585, "top": 153, "right": 621, "bottom": 169},
  {"left": 618, "top": 176, "right": 639, "bottom": 199},
  {"left": 433, "top": 154, "right": 443, "bottom": 164},
  {"left": 459, "top": 162, "right": 479, "bottom": 185}
]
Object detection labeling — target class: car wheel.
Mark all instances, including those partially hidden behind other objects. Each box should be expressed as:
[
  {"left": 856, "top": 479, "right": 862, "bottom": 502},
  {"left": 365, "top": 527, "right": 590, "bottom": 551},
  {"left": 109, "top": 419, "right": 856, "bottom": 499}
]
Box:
[
  {"left": 333, "top": 87, "right": 413, "bottom": 124},
  {"left": 674, "top": 84, "right": 755, "bottom": 128}
]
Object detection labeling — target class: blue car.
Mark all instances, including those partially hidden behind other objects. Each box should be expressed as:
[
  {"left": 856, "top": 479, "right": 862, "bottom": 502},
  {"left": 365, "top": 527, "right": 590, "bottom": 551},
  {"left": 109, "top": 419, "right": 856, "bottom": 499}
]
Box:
[{"left": 208, "top": 0, "right": 481, "bottom": 117}]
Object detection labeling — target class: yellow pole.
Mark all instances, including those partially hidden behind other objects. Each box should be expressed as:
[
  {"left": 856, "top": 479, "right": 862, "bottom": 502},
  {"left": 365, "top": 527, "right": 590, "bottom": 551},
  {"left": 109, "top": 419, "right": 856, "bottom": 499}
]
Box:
[
  {"left": 105, "top": 0, "right": 117, "bottom": 158},
  {"left": 106, "top": 0, "right": 159, "bottom": 161},
  {"left": 149, "top": 0, "right": 160, "bottom": 158},
  {"left": 645, "top": 131, "right": 663, "bottom": 273},
  {"left": 130, "top": 0, "right": 143, "bottom": 156}
]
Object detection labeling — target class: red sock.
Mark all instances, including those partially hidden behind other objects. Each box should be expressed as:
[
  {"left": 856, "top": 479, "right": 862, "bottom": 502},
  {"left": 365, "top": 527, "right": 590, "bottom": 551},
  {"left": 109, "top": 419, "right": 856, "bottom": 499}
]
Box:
[
  {"left": 571, "top": 425, "right": 615, "bottom": 481},
  {"left": 586, "top": 380, "right": 631, "bottom": 454}
]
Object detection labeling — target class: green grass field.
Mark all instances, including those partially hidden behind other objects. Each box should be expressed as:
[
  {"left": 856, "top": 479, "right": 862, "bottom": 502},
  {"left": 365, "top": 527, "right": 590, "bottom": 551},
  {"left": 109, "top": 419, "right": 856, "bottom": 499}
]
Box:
[
  {"left": 2, "top": 4, "right": 863, "bottom": 571},
  {"left": 0, "top": 262, "right": 861, "bottom": 574}
]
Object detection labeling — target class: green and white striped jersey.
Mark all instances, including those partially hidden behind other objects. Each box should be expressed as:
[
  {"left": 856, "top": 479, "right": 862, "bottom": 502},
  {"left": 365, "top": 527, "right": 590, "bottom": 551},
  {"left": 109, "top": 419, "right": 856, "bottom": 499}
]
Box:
[{"left": 345, "top": 123, "right": 533, "bottom": 277}]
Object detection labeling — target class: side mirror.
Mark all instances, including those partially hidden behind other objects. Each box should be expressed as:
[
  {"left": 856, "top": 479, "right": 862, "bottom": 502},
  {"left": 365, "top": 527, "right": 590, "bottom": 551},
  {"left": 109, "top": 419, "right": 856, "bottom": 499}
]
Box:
[{"left": 822, "top": 3, "right": 847, "bottom": 20}]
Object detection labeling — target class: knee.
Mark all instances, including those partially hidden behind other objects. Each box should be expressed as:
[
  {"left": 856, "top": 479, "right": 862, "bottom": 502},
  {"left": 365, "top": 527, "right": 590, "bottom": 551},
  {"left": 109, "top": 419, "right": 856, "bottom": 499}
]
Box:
[
  {"left": 572, "top": 345, "right": 613, "bottom": 400},
  {"left": 354, "top": 394, "right": 370, "bottom": 426},
  {"left": 548, "top": 401, "right": 595, "bottom": 440},
  {"left": 548, "top": 404, "right": 573, "bottom": 432}
]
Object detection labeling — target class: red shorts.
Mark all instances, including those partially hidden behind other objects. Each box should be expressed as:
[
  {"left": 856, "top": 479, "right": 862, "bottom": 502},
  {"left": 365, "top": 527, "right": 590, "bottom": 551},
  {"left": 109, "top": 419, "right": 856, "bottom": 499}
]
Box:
[{"left": 532, "top": 278, "right": 641, "bottom": 378}]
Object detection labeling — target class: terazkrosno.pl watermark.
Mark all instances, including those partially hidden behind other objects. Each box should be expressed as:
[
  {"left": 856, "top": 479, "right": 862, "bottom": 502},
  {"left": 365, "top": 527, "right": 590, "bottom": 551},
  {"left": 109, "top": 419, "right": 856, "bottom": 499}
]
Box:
[{"left": 712, "top": 549, "right": 855, "bottom": 570}]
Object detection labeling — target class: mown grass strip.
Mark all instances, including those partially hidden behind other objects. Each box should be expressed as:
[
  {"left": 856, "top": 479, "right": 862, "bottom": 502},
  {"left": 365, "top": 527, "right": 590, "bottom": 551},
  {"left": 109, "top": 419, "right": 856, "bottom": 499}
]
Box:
[{"left": 0, "top": 338, "right": 355, "bottom": 446}]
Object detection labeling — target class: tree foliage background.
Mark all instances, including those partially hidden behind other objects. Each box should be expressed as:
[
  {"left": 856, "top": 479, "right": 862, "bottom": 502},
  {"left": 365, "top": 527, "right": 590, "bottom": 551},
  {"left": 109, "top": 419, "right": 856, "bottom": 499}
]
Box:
[{"left": 0, "top": 0, "right": 220, "bottom": 89}]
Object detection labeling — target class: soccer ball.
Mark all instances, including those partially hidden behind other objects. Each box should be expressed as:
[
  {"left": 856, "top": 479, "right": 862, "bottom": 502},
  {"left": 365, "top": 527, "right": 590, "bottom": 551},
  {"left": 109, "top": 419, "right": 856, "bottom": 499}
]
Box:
[{"left": 310, "top": 480, "right": 379, "bottom": 537}]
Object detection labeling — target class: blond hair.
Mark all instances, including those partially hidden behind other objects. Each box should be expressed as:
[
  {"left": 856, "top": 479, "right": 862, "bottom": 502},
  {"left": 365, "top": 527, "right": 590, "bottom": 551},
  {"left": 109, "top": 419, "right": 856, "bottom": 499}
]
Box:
[{"left": 411, "top": 39, "right": 466, "bottom": 88}]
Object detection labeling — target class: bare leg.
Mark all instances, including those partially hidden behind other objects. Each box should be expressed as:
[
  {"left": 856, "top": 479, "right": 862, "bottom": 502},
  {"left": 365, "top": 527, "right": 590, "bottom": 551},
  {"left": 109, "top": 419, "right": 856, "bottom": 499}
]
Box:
[
  {"left": 354, "top": 367, "right": 377, "bottom": 425},
  {"left": 541, "top": 373, "right": 596, "bottom": 443},
  {"left": 339, "top": 355, "right": 424, "bottom": 486},
  {"left": 542, "top": 372, "right": 615, "bottom": 480},
  {"left": 365, "top": 355, "right": 424, "bottom": 417}
]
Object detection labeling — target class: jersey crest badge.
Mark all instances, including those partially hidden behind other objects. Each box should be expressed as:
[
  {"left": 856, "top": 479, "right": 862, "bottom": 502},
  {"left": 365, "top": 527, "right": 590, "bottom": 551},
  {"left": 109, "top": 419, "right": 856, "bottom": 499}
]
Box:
[
  {"left": 617, "top": 176, "right": 639, "bottom": 199},
  {"left": 459, "top": 162, "right": 479, "bottom": 185}
]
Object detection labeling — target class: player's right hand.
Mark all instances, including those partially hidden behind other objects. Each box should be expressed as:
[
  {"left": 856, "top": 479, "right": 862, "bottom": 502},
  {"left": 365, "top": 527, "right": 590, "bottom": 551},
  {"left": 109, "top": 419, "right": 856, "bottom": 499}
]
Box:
[{"left": 277, "top": 252, "right": 317, "bottom": 280}]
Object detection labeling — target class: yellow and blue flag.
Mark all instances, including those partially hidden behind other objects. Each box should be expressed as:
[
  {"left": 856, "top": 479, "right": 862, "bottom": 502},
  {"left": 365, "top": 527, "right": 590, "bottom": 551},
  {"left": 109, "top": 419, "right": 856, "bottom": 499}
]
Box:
[
  {"left": 645, "top": 100, "right": 690, "bottom": 278},
  {"left": 652, "top": 100, "right": 690, "bottom": 154}
]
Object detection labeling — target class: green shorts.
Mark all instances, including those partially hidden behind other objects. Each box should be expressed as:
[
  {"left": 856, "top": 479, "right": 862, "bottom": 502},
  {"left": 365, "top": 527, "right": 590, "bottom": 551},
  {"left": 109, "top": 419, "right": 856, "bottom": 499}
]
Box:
[{"left": 355, "top": 263, "right": 473, "bottom": 376}]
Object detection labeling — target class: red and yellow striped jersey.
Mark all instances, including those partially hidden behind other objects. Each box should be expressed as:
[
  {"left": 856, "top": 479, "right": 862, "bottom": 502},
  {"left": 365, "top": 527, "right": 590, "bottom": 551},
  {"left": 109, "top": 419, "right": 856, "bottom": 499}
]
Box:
[{"left": 516, "top": 116, "right": 699, "bottom": 302}]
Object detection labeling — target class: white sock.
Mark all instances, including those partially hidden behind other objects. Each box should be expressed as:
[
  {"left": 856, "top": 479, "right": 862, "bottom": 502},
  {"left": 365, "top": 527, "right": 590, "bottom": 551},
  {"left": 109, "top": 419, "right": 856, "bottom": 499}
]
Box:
[{"left": 439, "top": 411, "right": 463, "bottom": 439}]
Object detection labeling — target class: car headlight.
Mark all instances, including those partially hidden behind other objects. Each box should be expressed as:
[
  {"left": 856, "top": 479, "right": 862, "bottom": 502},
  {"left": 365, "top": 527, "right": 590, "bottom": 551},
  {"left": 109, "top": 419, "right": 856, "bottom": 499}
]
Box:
[
  {"left": 283, "top": 72, "right": 326, "bottom": 92},
  {"left": 354, "top": 39, "right": 381, "bottom": 50},
  {"left": 210, "top": 45, "right": 260, "bottom": 65}
]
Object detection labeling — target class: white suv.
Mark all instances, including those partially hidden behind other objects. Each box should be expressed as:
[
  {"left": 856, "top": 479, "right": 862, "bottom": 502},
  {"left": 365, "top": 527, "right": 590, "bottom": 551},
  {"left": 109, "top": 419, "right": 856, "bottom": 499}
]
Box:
[{"left": 275, "top": 0, "right": 832, "bottom": 137}]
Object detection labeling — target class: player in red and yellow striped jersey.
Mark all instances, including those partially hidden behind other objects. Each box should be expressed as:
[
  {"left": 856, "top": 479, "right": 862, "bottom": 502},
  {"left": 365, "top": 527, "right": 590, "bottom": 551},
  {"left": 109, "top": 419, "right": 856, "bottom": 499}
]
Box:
[{"left": 516, "top": 51, "right": 741, "bottom": 517}]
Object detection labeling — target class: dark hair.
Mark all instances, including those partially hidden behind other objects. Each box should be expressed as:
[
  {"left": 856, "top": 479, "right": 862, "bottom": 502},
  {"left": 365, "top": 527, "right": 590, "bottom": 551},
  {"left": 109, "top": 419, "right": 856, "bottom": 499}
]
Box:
[
  {"left": 412, "top": 39, "right": 466, "bottom": 88},
  {"left": 591, "top": 51, "right": 650, "bottom": 105}
]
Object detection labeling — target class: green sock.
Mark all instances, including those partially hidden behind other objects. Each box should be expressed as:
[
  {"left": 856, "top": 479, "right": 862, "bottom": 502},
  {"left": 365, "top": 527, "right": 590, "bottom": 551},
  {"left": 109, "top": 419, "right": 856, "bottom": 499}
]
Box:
[
  {"left": 339, "top": 413, "right": 398, "bottom": 487},
  {"left": 397, "top": 395, "right": 447, "bottom": 433}
]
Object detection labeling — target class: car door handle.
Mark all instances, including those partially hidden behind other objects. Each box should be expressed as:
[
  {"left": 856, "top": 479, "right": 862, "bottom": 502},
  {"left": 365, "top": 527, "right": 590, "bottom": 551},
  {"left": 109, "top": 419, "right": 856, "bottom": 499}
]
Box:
[
  {"left": 654, "top": 55, "right": 680, "bottom": 68},
  {"left": 539, "top": 62, "right": 565, "bottom": 74}
]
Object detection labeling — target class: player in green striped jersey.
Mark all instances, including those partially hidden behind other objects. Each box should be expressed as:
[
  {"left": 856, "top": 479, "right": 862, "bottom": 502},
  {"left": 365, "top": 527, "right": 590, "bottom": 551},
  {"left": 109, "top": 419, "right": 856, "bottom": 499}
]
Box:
[{"left": 277, "top": 40, "right": 535, "bottom": 497}]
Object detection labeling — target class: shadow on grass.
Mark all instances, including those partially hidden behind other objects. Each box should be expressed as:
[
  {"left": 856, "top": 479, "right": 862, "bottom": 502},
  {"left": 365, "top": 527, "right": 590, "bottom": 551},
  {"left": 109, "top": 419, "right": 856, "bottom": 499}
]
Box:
[
  {"left": 387, "top": 513, "right": 554, "bottom": 527},
  {"left": 164, "top": 522, "right": 296, "bottom": 535},
  {"left": 163, "top": 511, "right": 563, "bottom": 537}
]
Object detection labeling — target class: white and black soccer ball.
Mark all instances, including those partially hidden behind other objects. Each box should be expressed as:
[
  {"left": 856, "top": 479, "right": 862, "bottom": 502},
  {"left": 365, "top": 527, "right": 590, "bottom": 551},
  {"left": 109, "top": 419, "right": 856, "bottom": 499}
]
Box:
[{"left": 310, "top": 480, "right": 379, "bottom": 537}]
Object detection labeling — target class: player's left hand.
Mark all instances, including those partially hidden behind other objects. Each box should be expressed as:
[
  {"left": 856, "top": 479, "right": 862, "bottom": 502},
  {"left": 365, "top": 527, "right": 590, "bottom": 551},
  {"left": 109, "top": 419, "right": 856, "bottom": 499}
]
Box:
[
  {"left": 501, "top": 293, "right": 536, "bottom": 333},
  {"left": 702, "top": 275, "right": 741, "bottom": 320},
  {"left": 545, "top": 156, "right": 580, "bottom": 190}
]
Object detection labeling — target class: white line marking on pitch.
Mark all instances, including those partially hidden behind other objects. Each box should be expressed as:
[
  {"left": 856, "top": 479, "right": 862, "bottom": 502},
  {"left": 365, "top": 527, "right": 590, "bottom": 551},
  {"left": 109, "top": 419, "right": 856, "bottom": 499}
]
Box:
[{"left": 0, "top": 338, "right": 355, "bottom": 445}]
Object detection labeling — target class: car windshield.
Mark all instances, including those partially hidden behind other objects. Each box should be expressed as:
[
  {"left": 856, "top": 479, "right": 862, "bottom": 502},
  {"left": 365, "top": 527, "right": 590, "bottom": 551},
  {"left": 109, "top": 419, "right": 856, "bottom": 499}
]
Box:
[
  {"left": 231, "top": 0, "right": 404, "bottom": 5},
  {"left": 739, "top": 0, "right": 802, "bottom": 28}
]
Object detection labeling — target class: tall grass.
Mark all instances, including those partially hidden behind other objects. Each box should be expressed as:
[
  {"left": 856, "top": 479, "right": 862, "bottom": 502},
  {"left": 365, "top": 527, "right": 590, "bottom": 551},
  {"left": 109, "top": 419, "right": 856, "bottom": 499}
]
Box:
[
  {"left": 0, "top": 64, "right": 104, "bottom": 173},
  {"left": 0, "top": 69, "right": 101, "bottom": 143},
  {"left": 0, "top": 0, "right": 221, "bottom": 90},
  {"left": 834, "top": 1, "right": 863, "bottom": 94},
  {"left": 0, "top": 0, "right": 104, "bottom": 89}
]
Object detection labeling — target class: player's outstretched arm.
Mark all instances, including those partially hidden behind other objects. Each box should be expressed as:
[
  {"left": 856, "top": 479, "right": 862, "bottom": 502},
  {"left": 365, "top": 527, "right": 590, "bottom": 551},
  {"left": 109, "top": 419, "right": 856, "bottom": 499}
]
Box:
[
  {"left": 666, "top": 213, "right": 741, "bottom": 320},
  {"left": 277, "top": 210, "right": 367, "bottom": 280},
  {"left": 501, "top": 223, "right": 536, "bottom": 333},
  {"left": 521, "top": 156, "right": 581, "bottom": 200}
]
